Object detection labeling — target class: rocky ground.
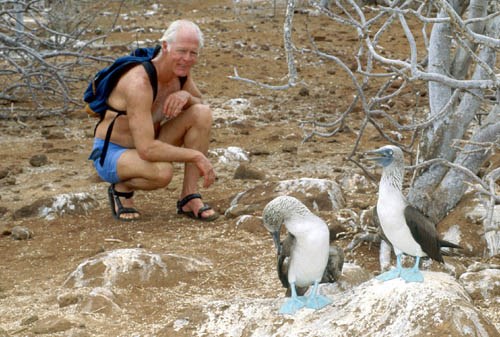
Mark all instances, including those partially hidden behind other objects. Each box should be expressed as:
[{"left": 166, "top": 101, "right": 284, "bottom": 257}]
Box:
[{"left": 0, "top": 1, "right": 498, "bottom": 336}]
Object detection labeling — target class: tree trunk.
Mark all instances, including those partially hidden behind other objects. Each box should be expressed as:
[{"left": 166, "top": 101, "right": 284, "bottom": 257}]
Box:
[
  {"left": 408, "top": 6, "right": 453, "bottom": 219},
  {"left": 450, "top": 0, "right": 486, "bottom": 79},
  {"left": 407, "top": 0, "right": 497, "bottom": 224}
]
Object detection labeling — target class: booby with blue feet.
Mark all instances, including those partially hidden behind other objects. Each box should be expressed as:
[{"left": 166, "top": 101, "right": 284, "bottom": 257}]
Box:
[
  {"left": 367, "top": 145, "right": 461, "bottom": 283},
  {"left": 262, "top": 195, "right": 339, "bottom": 315}
]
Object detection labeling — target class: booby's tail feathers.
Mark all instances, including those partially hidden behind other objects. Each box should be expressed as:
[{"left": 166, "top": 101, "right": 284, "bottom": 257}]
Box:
[{"left": 439, "top": 239, "right": 462, "bottom": 249}]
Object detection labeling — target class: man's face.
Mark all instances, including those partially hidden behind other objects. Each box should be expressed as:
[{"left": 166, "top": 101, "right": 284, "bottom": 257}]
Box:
[{"left": 168, "top": 29, "right": 199, "bottom": 77}]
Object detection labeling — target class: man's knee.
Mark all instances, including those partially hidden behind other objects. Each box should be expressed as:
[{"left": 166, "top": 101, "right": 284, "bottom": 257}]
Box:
[
  {"left": 190, "top": 104, "right": 213, "bottom": 126},
  {"left": 152, "top": 163, "right": 173, "bottom": 189}
]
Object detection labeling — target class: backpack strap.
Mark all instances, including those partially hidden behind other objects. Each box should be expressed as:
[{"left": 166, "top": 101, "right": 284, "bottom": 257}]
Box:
[
  {"left": 142, "top": 61, "right": 158, "bottom": 101},
  {"left": 100, "top": 112, "right": 124, "bottom": 166},
  {"left": 98, "top": 61, "right": 158, "bottom": 166},
  {"left": 179, "top": 76, "right": 188, "bottom": 89}
]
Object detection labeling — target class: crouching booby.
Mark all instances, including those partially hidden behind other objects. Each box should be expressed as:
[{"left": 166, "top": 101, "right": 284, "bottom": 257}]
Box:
[
  {"left": 367, "top": 145, "right": 461, "bottom": 283},
  {"left": 262, "top": 195, "right": 342, "bottom": 314}
]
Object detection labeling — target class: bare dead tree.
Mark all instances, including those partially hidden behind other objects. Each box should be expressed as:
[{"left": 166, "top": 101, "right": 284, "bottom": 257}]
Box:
[
  {"left": 0, "top": 0, "right": 116, "bottom": 118},
  {"left": 230, "top": 0, "right": 499, "bottom": 256}
]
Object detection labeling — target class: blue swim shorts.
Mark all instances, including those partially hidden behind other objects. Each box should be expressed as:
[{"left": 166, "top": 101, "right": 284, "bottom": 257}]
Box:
[{"left": 88, "top": 138, "right": 128, "bottom": 184}]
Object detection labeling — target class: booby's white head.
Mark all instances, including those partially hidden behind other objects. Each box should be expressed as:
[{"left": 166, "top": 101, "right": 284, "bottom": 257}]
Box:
[
  {"left": 366, "top": 145, "right": 404, "bottom": 168},
  {"left": 262, "top": 196, "right": 312, "bottom": 231},
  {"left": 262, "top": 196, "right": 313, "bottom": 252}
]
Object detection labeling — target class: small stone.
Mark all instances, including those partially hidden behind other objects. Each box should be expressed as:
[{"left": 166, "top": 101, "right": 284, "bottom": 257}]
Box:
[
  {"left": 282, "top": 145, "right": 297, "bottom": 154},
  {"left": 29, "top": 154, "right": 48, "bottom": 167},
  {"left": 298, "top": 87, "right": 309, "bottom": 96},
  {"left": 233, "top": 164, "right": 265, "bottom": 180},
  {"left": 249, "top": 149, "right": 270, "bottom": 156},
  {"left": 10, "top": 225, "right": 32, "bottom": 240},
  {"left": 58, "top": 293, "right": 81, "bottom": 308}
]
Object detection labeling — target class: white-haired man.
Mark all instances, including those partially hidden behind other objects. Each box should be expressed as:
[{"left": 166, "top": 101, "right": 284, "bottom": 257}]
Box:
[{"left": 89, "top": 19, "right": 218, "bottom": 222}]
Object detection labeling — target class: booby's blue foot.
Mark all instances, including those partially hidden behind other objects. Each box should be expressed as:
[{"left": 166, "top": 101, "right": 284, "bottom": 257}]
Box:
[
  {"left": 401, "top": 268, "right": 424, "bottom": 282},
  {"left": 279, "top": 282, "right": 306, "bottom": 315},
  {"left": 376, "top": 254, "right": 403, "bottom": 282},
  {"left": 304, "top": 281, "right": 332, "bottom": 310},
  {"left": 279, "top": 296, "right": 306, "bottom": 315},
  {"left": 376, "top": 268, "right": 401, "bottom": 281},
  {"left": 305, "top": 294, "right": 332, "bottom": 310},
  {"left": 401, "top": 256, "right": 424, "bottom": 282}
]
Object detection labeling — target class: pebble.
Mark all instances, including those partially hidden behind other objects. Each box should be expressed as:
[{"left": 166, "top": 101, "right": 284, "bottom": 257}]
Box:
[
  {"left": 10, "top": 225, "right": 32, "bottom": 240},
  {"left": 29, "top": 154, "right": 48, "bottom": 167},
  {"left": 233, "top": 164, "right": 266, "bottom": 180}
]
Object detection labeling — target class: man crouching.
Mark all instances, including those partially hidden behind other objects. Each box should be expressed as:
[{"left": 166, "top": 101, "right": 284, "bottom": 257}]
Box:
[{"left": 89, "top": 19, "right": 219, "bottom": 222}]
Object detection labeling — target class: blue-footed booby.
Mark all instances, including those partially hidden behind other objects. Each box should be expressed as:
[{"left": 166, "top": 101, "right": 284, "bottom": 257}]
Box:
[
  {"left": 262, "top": 196, "right": 341, "bottom": 314},
  {"left": 367, "top": 145, "right": 461, "bottom": 283}
]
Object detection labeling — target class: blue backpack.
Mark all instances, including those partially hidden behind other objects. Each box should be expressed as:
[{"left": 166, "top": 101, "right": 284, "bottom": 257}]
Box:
[
  {"left": 84, "top": 45, "right": 187, "bottom": 166},
  {"left": 84, "top": 45, "right": 161, "bottom": 118},
  {"left": 84, "top": 46, "right": 160, "bottom": 166}
]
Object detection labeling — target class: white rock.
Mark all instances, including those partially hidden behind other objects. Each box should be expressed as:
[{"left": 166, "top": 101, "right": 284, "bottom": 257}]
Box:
[
  {"left": 210, "top": 146, "right": 249, "bottom": 166},
  {"left": 459, "top": 268, "right": 500, "bottom": 302},
  {"left": 40, "top": 192, "right": 98, "bottom": 220},
  {"left": 64, "top": 248, "right": 212, "bottom": 289},
  {"left": 196, "top": 271, "right": 498, "bottom": 337}
]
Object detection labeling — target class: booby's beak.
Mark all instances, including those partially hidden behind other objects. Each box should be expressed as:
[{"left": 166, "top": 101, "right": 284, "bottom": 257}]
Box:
[
  {"left": 364, "top": 148, "right": 385, "bottom": 161},
  {"left": 364, "top": 147, "right": 393, "bottom": 167},
  {"left": 272, "top": 231, "right": 281, "bottom": 255}
]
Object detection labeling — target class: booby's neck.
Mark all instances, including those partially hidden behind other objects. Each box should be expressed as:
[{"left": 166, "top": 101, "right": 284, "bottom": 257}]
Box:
[
  {"left": 379, "top": 164, "right": 405, "bottom": 201},
  {"left": 286, "top": 213, "right": 325, "bottom": 236}
]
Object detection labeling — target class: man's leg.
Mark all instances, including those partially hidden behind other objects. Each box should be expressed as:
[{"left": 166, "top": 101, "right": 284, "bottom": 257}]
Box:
[
  {"left": 112, "top": 150, "right": 174, "bottom": 220},
  {"left": 157, "top": 104, "right": 217, "bottom": 219}
]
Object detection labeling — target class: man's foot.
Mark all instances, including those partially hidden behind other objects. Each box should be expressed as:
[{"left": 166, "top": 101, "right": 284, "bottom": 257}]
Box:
[
  {"left": 108, "top": 184, "right": 141, "bottom": 221},
  {"left": 177, "top": 193, "right": 219, "bottom": 222}
]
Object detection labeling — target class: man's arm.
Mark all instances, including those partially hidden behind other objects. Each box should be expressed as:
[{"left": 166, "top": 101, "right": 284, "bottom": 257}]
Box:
[
  {"left": 182, "top": 76, "right": 203, "bottom": 106},
  {"left": 163, "top": 76, "right": 203, "bottom": 118},
  {"left": 125, "top": 78, "right": 196, "bottom": 161},
  {"left": 124, "top": 70, "right": 215, "bottom": 187}
]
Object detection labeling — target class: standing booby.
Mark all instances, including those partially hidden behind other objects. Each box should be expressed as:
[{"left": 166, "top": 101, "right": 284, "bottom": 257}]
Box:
[
  {"left": 367, "top": 145, "right": 461, "bottom": 283},
  {"left": 262, "top": 195, "right": 338, "bottom": 314},
  {"left": 278, "top": 234, "right": 344, "bottom": 297}
]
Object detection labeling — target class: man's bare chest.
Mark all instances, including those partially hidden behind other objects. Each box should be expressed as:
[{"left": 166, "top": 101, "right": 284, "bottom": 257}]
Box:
[{"left": 151, "top": 81, "right": 180, "bottom": 122}]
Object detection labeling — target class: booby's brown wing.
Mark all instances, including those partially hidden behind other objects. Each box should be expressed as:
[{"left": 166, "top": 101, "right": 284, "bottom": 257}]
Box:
[
  {"left": 373, "top": 205, "right": 391, "bottom": 244},
  {"left": 277, "top": 233, "right": 294, "bottom": 289},
  {"left": 321, "top": 245, "right": 344, "bottom": 283},
  {"left": 404, "top": 205, "right": 444, "bottom": 262},
  {"left": 278, "top": 234, "right": 309, "bottom": 296}
]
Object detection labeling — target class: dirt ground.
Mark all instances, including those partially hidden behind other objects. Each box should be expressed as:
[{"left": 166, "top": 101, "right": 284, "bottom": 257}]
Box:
[{"left": 0, "top": 1, "right": 498, "bottom": 336}]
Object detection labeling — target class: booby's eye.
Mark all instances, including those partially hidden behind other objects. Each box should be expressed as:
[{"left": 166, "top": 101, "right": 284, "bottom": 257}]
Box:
[{"left": 388, "top": 149, "right": 393, "bottom": 156}]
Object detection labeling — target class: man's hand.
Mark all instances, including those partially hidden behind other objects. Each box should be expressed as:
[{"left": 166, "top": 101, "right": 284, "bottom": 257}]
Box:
[
  {"left": 163, "top": 91, "right": 191, "bottom": 118},
  {"left": 194, "top": 154, "right": 216, "bottom": 188}
]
